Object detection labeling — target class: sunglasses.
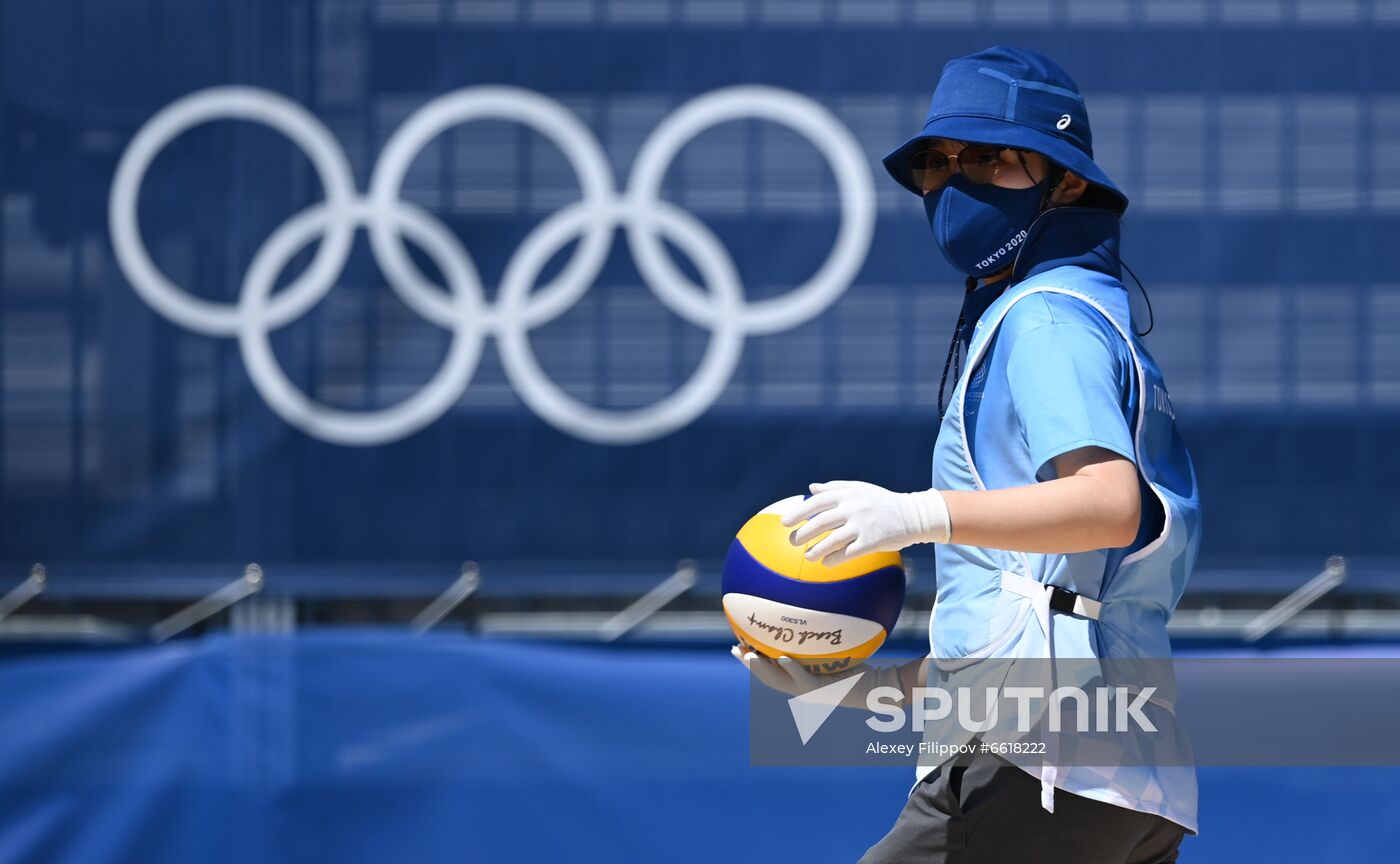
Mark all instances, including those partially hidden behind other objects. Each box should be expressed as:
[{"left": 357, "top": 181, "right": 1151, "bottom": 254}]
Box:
[{"left": 907, "top": 142, "right": 1031, "bottom": 194}]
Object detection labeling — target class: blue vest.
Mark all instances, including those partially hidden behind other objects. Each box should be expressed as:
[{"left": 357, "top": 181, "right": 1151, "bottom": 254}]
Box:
[{"left": 921, "top": 209, "right": 1203, "bottom": 831}]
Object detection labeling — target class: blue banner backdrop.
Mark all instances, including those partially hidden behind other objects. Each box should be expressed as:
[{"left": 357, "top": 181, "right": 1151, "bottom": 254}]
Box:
[
  {"left": 2, "top": 1, "right": 1399, "bottom": 583},
  {"left": 0, "top": 633, "right": 1396, "bottom": 863}
]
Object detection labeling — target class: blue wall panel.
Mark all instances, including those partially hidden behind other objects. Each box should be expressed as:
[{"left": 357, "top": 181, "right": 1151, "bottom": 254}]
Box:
[{"left": 1, "top": 0, "right": 1397, "bottom": 583}]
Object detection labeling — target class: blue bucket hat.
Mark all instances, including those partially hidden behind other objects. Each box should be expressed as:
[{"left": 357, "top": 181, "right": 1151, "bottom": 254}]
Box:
[{"left": 883, "top": 45, "right": 1127, "bottom": 213}]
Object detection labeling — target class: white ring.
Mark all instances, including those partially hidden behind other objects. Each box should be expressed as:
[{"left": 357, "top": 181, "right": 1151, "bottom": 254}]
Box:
[
  {"left": 626, "top": 86, "right": 875, "bottom": 335},
  {"left": 109, "top": 87, "right": 357, "bottom": 336},
  {"left": 367, "top": 86, "right": 616, "bottom": 331},
  {"left": 495, "top": 201, "right": 745, "bottom": 445},
  {"left": 237, "top": 201, "right": 486, "bottom": 446}
]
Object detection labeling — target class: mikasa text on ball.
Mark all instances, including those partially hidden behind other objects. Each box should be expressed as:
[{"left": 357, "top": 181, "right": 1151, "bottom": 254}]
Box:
[{"left": 722, "top": 496, "right": 906, "bottom": 674}]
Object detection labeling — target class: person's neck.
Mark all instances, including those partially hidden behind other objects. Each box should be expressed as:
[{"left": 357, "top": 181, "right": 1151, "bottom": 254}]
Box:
[
  {"left": 980, "top": 266, "right": 1014, "bottom": 289},
  {"left": 1006, "top": 205, "right": 1123, "bottom": 286},
  {"left": 954, "top": 207, "right": 1123, "bottom": 349}
]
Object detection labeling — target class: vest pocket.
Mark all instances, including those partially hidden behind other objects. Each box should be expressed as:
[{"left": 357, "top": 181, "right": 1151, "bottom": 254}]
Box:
[{"left": 931, "top": 581, "right": 1033, "bottom": 670}]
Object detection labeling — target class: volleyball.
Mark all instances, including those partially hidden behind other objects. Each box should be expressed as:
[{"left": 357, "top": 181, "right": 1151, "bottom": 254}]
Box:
[{"left": 722, "top": 496, "right": 906, "bottom": 675}]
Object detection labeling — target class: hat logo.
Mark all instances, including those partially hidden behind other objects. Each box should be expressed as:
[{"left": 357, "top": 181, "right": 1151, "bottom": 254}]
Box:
[{"left": 1056, "top": 114, "right": 1071, "bottom": 130}]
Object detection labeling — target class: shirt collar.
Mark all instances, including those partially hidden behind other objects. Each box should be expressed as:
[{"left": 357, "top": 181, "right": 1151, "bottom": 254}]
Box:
[
  {"left": 956, "top": 206, "right": 1123, "bottom": 349},
  {"left": 1010, "top": 205, "right": 1123, "bottom": 285}
]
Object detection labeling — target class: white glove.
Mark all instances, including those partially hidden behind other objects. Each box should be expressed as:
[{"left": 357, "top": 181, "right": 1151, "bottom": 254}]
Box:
[
  {"left": 783, "top": 480, "right": 951, "bottom": 566},
  {"left": 730, "top": 645, "right": 828, "bottom": 697},
  {"left": 730, "top": 644, "right": 916, "bottom": 710}
]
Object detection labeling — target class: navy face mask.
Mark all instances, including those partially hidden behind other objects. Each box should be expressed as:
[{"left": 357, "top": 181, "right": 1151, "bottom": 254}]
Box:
[{"left": 925, "top": 174, "right": 1056, "bottom": 277}]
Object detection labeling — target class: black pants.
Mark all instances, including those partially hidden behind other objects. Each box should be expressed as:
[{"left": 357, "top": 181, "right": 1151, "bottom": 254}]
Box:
[{"left": 859, "top": 752, "right": 1185, "bottom": 864}]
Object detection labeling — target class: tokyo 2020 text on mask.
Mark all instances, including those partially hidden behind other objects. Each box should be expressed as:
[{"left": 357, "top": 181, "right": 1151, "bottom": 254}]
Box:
[{"left": 924, "top": 174, "right": 1055, "bottom": 277}]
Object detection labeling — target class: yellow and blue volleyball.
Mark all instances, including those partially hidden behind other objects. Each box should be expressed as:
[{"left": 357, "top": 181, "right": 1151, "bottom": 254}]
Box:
[{"left": 722, "top": 495, "right": 906, "bottom": 675}]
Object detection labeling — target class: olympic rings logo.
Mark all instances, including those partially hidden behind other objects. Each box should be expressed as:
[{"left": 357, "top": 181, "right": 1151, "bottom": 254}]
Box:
[{"left": 109, "top": 86, "right": 875, "bottom": 445}]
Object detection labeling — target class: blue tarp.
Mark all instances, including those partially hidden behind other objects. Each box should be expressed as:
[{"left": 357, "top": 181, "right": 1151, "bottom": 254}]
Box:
[{"left": 0, "top": 632, "right": 1396, "bottom": 863}]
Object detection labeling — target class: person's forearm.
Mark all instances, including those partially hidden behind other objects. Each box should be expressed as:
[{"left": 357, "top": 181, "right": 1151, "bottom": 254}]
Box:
[{"left": 941, "top": 474, "right": 1139, "bottom": 554}]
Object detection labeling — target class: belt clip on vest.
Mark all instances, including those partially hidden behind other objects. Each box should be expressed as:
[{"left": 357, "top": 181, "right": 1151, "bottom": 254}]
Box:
[{"left": 1000, "top": 571, "right": 1103, "bottom": 812}]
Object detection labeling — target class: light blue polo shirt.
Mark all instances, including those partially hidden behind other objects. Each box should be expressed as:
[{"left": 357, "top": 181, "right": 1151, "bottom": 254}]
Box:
[
  {"left": 964, "top": 289, "right": 1162, "bottom": 568},
  {"left": 966, "top": 289, "right": 1133, "bottom": 483}
]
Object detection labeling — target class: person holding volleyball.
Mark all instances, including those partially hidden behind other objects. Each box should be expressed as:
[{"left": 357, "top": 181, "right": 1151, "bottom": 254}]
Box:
[{"left": 735, "top": 46, "right": 1200, "bottom": 863}]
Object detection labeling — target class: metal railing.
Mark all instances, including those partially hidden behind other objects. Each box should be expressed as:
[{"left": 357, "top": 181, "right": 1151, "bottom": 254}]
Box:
[{"left": 1, "top": 555, "right": 1389, "bottom": 645}]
